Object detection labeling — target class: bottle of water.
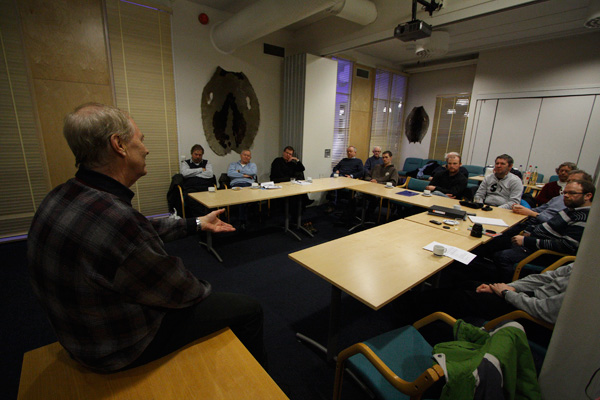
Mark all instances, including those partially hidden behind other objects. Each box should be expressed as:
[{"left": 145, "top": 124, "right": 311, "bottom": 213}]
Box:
[
  {"left": 531, "top": 166, "right": 539, "bottom": 184},
  {"left": 524, "top": 165, "right": 532, "bottom": 185}
]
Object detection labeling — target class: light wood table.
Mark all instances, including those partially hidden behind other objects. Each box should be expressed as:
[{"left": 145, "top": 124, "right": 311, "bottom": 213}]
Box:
[
  {"left": 18, "top": 328, "right": 287, "bottom": 400},
  {"left": 289, "top": 219, "right": 482, "bottom": 361},
  {"left": 188, "top": 177, "right": 369, "bottom": 261},
  {"left": 406, "top": 207, "right": 528, "bottom": 242}
]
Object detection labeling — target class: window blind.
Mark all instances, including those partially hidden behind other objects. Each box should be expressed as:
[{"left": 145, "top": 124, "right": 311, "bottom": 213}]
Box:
[
  {"left": 370, "top": 69, "right": 406, "bottom": 155},
  {"left": 429, "top": 95, "right": 470, "bottom": 160},
  {"left": 106, "top": 0, "right": 179, "bottom": 215},
  {"left": 0, "top": 1, "right": 51, "bottom": 238},
  {"left": 331, "top": 57, "right": 353, "bottom": 169}
]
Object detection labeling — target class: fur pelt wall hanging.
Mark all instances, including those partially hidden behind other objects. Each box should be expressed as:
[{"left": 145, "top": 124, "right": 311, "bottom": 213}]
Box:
[
  {"left": 201, "top": 67, "right": 260, "bottom": 156},
  {"left": 405, "top": 106, "right": 429, "bottom": 143}
]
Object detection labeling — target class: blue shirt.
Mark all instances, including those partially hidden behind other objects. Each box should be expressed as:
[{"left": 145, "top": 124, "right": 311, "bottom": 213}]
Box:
[{"left": 227, "top": 161, "right": 257, "bottom": 186}]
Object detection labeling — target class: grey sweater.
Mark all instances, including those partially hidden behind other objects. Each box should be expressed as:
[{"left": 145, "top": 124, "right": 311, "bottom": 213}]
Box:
[
  {"left": 506, "top": 263, "right": 573, "bottom": 324},
  {"left": 474, "top": 172, "right": 523, "bottom": 209}
]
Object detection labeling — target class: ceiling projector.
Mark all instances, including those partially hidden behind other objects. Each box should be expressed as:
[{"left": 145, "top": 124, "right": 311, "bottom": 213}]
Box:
[{"left": 394, "top": 20, "right": 432, "bottom": 42}]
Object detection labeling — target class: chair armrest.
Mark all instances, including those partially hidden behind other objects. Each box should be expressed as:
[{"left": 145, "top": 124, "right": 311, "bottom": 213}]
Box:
[
  {"left": 176, "top": 185, "right": 186, "bottom": 219},
  {"left": 484, "top": 310, "right": 554, "bottom": 331},
  {"left": 512, "top": 249, "right": 569, "bottom": 282},
  {"left": 333, "top": 343, "right": 442, "bottom": 400},
  {"left": 412, "top": 311, "right": 457, "bottom": 330}
]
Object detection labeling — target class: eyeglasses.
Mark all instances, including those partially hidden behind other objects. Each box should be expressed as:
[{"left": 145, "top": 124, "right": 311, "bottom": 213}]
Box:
[{"left": 563, "top": 191, "right": 584, "bottom": 196}]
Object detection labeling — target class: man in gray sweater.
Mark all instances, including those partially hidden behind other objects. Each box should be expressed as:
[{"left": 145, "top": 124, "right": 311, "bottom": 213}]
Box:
[
  {"left": 474, "top": 154, "right": 523, "bottom": 209},
  {"left": 411, "top": 263, "right": 574, "bottom": 325}
]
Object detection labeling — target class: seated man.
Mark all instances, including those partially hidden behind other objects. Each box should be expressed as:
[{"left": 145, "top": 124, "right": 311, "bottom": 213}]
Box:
[
  {"left": 474, "top": 154, "right": 523, "bottom": 209},
  {"left": 363, "top": 146, "right": 383, "bottom": 175},
  {"left": 493, "top": 179, "right": 594, "bottom": 281},
  {"left": 511, "top": 170, "right": 591, "bottom": 227},
  {"left": 270, "top": 146, "right": 314, "bottom": 231},
  {"left": 332, "top": 146, "right": 364, "bottom": 179},
  {"left": 326, "top": 146, "right": 364, "bottom": 213},
  {"left": 412, "top": 262, "right": 574, "bottom": 325},
  {"left": 227, "top": 149, "right": 257, "bottom": 187},
  {"left": 181, "top": 144, "right": 214, "bottom": 192},
  {"left": 425, "top": 152, "right": 468, "bottom": 199},
  {"left": 227, "top": 149, "right": 257, "bottom": 228},
  {"left": 27, "top": 103, "right": 264, "bottom": 372},
  {"left": 179, "top": 144, "right": 215, "bottom": 216},
  {"left": 270, "top": 145, "right": 305, "bottom": 183},
  {"left": 365, "top": 150, "right": 398, "bottom": 185},
  {"left": 363, "top": 150, "right": 399, "bottom": 218},
  {"left": 535, "top": 161, "right": 577, "bottom": 205}
]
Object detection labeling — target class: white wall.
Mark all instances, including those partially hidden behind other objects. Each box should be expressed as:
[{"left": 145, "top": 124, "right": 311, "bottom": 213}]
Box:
[
  {"left": 171, "top": 0, "right": 292, "bottom": 182},
  {"left": 399, "top": 64, "right": 477, "bottom": 168},
  {"left": 463, "top": 31, "right": 600, "bottom": 167},
  {"left": 302, "top": 55, "right": 337, "bottom": 181}
]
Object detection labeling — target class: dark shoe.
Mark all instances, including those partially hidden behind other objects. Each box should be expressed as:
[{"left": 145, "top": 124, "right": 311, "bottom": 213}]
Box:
[{"left": 324, "top": 205, "right": 335, "bottom": 213}]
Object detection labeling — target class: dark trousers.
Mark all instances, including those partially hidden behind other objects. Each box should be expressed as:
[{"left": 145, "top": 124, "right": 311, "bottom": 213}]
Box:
[
  {"left": 231, "top": 182, "right": 252, "bottom": 222},
  {"left": 126, "top": 292, "right": 266, "bottom": 370}
]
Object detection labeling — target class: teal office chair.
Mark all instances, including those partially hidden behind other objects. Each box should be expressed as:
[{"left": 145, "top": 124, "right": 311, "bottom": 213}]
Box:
[
  {"left": 334, "top": 311, "right": 549, "bottom": 400},
  {"left": 407, "top": 177, "right": 430, "bottom": 192},
  {"left": 548, "top": 175, "right": 559, "bottom": 182},
  {"left": 399, "top": 158, "right": 424, "bottom": 176},
  {"left": 334, "top": 312, "right": 452, "bottom": 400}
]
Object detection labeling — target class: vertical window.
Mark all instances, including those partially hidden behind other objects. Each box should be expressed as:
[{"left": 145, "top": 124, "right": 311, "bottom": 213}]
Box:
[
  {"left": 106, "top": 0, "right": 179, "bottom": 215},
  {"left": 428, "top": 95, "right": 470, "bottom": 160},
  {"left": 331, "top": 57, "right": 353, "bottom": 169},
  {"left": 0, "top": 1, "right": 51, "bottom": 238},
  {"left": 370, "top": 69, "right": 406, "bottom": 155}
]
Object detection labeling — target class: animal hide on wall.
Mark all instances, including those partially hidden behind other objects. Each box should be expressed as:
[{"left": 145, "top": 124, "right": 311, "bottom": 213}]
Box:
[
  {"left": 201, "top": 67, "right": 260, "bottom": 156},
  {"left": 405, "top": 106, "right": 429, "bottom": 143}
]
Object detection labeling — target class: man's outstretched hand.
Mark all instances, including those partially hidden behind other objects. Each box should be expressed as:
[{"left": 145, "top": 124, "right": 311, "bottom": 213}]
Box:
[{"left": 200, "top": 209, "right": 235, "bottom": 233}]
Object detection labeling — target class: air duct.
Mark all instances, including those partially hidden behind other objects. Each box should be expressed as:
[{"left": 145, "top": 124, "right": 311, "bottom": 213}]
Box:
[
  {"left": 211, "top": 0, "right": 342, "bottom": 54},
  {"left": 210, "top": 0, "right": 376, "bottom": 54},
  {"left": 327, "top": 0, "right": 377, "bottom": 25}
]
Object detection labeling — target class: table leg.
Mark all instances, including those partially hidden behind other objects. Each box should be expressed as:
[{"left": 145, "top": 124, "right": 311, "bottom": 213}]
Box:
[
  {"left": 349, "top": 194, "right": 374, "bottom": 232},
  {"left": 295, "top": 284, "right": 342, "bottom": 363},
  {"left": 283, "top": 197, "right": 302, "bottom": 241},
  {"left": 198, "top": 231, "right": 223, "bottom": 263},
  {"left": 296, "top": 196, "right": 313, "bottom": 237}
]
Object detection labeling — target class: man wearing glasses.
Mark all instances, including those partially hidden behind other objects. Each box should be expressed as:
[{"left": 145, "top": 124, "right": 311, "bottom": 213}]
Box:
[{"left": 492, "top": 179, "right": 595, "bottom": 281}]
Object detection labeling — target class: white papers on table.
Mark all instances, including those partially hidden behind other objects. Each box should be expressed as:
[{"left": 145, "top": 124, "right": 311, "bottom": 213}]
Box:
[
  {"left": 294, "top": 180, "right": 312, "bottom": 185},
  {"left": 423, "top": 241, "right": 476, "bottom": 265},
  {"left": 260, "top": 182, "right": 282, "bottom": 189},
  {"left": 468, "top": 216, "right": 508, "bottom": 227}
]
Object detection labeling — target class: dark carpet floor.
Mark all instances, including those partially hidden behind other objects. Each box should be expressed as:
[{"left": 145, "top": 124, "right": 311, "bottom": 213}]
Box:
[{"left": 1, "top": 205, "right": 412, "bottom": 400}]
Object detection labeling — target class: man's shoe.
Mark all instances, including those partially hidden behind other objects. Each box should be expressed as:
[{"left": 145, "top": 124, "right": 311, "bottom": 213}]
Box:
[{"left": 324, "top": 205, "right": 335, "bottom": 213}]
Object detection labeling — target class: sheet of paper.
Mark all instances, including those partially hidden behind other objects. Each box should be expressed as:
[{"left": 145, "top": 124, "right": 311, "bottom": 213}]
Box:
[
  {"left": 294, "top": 180, "right": 312, "bottom": 185},
  {"left": 468, "top": 216, "right": 508, "bottom": 227},
  {"left": 423, "top": 241, "right": 476, "bottom": 265}
]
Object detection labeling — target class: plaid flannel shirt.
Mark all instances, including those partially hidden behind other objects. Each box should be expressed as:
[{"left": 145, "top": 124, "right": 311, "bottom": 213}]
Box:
[{"left": 27, "top": 168, "right": 210, "bottom": 371}]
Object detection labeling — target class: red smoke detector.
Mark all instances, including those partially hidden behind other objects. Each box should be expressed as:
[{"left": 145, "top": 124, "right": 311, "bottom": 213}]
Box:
[{"left": 198, "top": 13, "right": 209, "bottom": 25}]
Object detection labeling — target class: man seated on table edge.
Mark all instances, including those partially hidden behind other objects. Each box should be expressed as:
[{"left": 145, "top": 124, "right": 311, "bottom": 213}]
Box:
[
  {"left": 27, "top": 103, "right": 265, "bottom": 372},
  {"left": 474, "top": 154, "right": 523, "bottom": 209},
  {"left": 425, "top": 152, "right": 468, "bottom": 199}
]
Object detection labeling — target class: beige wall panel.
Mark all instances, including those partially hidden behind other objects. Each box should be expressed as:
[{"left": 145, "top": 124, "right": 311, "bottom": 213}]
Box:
[
  {"left": 18, "top": 0, "right": 109, "bottom": 85},
  {"left": 349, "top": 111, "right": 371, "bottom": 161},
  {"left": 34, "top": 79, "right": 113, "bottom": 187},
  {"left": 351, "top": 65, "right": 374, "bottom": 112}
]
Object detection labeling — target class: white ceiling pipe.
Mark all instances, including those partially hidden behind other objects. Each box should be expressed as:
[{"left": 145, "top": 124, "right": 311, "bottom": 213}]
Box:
[
  {"left": 211, "top": 0, "right": 344, "bottom": 54},
  {"left": 327, "top": 0, "right": 377, "bottom": 25}
]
